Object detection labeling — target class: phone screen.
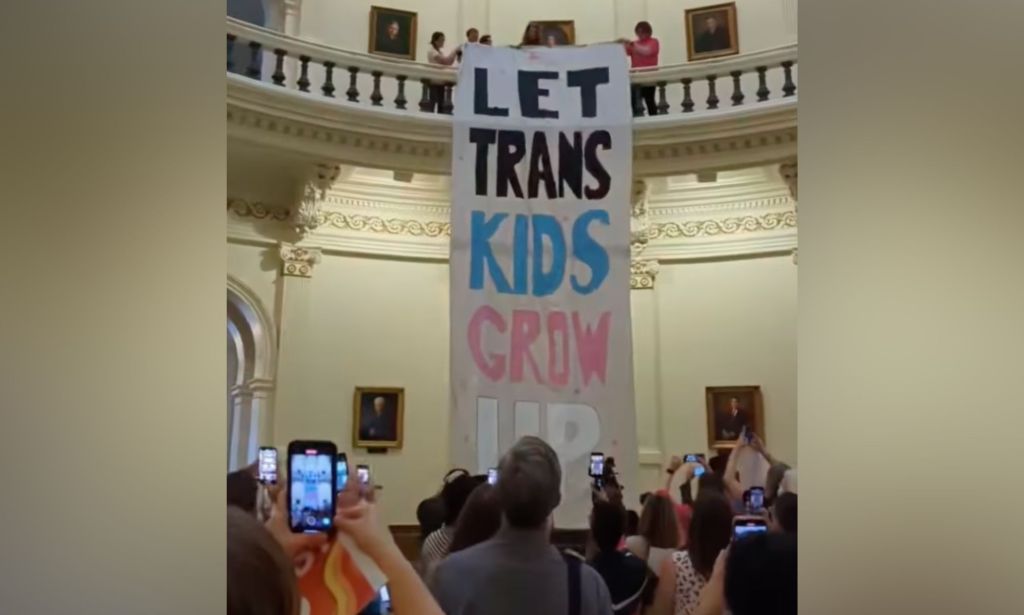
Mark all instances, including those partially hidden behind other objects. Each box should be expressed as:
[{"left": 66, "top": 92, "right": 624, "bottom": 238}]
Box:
[
  {"left": 336, "top": 453, "right": 349, "bottom": 492},
  {"left": 733, "top": 517, "right": 768, "bottom": 540},
  {"left": 258, "top": 447, "right": 278, "bottom": 484},
  {"left": 487, "top": 468, "right": 498, "bottom": 485},
  {"left": 288, "top": 441, "right": 337, "bottom": 534},
  {"left": 356, "top": 464, "right": 370, "bottom": 485},
  {"left": 589, "top": 453, "right": 605, "bottom": 478},
  {"left": 684, "top": 454, "right": 706, "bottom": 477},
  {"left": 379, "top": 585, "right": 391, "bottom": 612},
  {"left": 748, "top": 487, "right": 765, "bottom": 511}
]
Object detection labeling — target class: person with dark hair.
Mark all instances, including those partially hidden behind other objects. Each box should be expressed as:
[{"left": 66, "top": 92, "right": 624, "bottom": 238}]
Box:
[
  {"left": 625, "top": 492, "right": 680, "bottom": 577},
  {"left": 689, "top": 532, "right": 796, "bottom": 615},
  {"left": 421, "top": 473, "right": 480, "bottom": 570},
  {"left": 449, "top": 483, "right": 502, "bottom": 554},
  {"left": 431, "top": 436, "right": 613, "bottom": 615},
  {"left": 588, "top": 500, "right": 647, "bottom": 615},
  {"left": 649, "top": 492, "right": 733, "bottom": 615},
  {"left": 426, "top": 31, "right": 457, "bottom": 112},
  {"left": 625, "top": 510, "right": 640, "bottom": 537},
  {"left": 621, "top": 21, "right": 660, "bottom": 116},
  {"left": 228, "top": 469, "right": 260, "bottom": 515},
  {"left": 228, "top": 506, "right": 299, "bottom": 615},
  {"left": 768, "top": 492, "right": 797, "bottom": 534}
]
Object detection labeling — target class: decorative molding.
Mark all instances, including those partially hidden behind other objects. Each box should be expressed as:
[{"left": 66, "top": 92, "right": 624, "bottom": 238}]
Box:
[
  {"left": 321, "top": 211, "right": 451, "bottom": 238},
  {"left": 631, "top": 259, "right": 660, "bottom": 290},
  {"left": 279, "top": 243, "right": 321, "bottom": 277},
  {"left": 228, "top": 73, "right": 796, "bottom": 177},
  {"left": 228, "top": 198, "right": 288, "bottom": 220},
  {"left": 649, "top": 211, "right": 797, "bottom": 240}
]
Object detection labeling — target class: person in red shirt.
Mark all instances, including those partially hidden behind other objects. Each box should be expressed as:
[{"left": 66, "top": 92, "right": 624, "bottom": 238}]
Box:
[{"left": 622, "top": 21, "right": 660, "bottom": 116}]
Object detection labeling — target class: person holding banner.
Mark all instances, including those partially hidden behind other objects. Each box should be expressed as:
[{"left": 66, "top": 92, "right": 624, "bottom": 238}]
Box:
[
  {"left": 621, "top": 21, "right": 660, "bottom": 116},
  {"left": 426, "top": 32, "right": 457, "bottom": 113}
]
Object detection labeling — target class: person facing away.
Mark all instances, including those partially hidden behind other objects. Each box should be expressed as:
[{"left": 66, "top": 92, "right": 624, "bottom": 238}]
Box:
[
  {"left": 624, "top": 493, "right": 680, "bottom": 577},
  {"left": 448, "top": 482, "right": 503, "bottom": 554},
  {"left": 650, "top": 492, "right": 733, "bottom": 615},
  {"left": 421, "top": 473, "right": 482, "bottom": 580},
  {"left": 430, "top": 436, "right": 614, "bottom": 615},
  {"left": 587, "top": 500, "right": 647, "bottom": 615}
]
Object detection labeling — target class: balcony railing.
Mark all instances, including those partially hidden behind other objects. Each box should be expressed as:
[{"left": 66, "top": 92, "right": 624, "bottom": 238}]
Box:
[{"left": 227, "top": 17, "right": 796, "bottom": 119}]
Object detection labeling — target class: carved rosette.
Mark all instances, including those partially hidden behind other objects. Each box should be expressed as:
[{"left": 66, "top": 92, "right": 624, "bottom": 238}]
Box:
[
  {"left": 631, "top": 259, "right": 660, "bottom": 290},
  {"left": 279, "top": 243, "right": 322, "bottom": 278}
]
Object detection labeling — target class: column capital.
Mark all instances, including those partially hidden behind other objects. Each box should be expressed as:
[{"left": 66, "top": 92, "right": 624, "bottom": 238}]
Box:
[
  {"left": 279, "top": 242, "right": 321, "bottom": 278},
  {"left": 631, "top": 259, "right": 660, "bottom": 290}
]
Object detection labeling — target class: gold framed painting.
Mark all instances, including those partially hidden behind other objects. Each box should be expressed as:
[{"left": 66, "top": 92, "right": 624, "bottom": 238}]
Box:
[
  {"left": 353, "top": 387, "right": 405, "bottom": 449},
  {"left": 706, "top": 385, "right": 764, "bottom": 449},
  {"left": 533, "top": 20, "right": 576, "bottom": 46},
  {"left": 685, "top": 3, "right": 739, "bottom": 61},
  {"left": 369, "top": 6, "right": 418, "bottom": 60}
]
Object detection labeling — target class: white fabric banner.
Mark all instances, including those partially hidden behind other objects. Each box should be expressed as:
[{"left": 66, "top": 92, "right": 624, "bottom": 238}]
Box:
[{"left": 449, "top": 44, "right": 636, "bottom": 527}]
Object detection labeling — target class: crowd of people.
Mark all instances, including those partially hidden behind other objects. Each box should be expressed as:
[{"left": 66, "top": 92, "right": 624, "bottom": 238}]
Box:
[
  {"left": 419, "top": 21, "right": 663, "bottom": 115},
  {"left": 227, "top": 430, "right": 796, "bottom": 615}
]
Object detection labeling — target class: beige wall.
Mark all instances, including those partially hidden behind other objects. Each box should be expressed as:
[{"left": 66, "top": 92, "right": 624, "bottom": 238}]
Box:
[
  {"left": 296, "top": 0, "right": 797, "bottom": 63},
  {"left": 228, "top": 242, "right": 796, "bottom": 522}
]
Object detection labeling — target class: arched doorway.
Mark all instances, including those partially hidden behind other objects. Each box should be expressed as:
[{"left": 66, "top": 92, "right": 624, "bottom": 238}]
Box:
[{"left": 227, "top": 277, "right": 276, "bottom": 470}]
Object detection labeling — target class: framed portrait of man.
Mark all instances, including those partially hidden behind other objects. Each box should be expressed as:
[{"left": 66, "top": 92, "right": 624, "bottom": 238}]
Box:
[
  {"left": 353, "top": 387, "right": 405, "bottom": 449},
  {"left": 685, "top": 3, "right": 739, "bottom": 61},
  {"left": 534, "top": 20, "right": 576, "bottom": 46},
  {"left": 368, "top": 6, "right": 418, "bottom": 60},
  {"left": 706, "top": 385, "right": 764, "bottom": 449}
]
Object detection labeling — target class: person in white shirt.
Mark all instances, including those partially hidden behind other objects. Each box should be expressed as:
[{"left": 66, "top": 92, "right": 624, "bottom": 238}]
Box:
[{"left": 426, "top": 31, "right": 457, "bottom": 113}]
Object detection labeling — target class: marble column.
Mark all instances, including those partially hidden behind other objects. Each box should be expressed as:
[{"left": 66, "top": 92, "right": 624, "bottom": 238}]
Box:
[
  {"left": 272, "top": 243, "right": 321, "bottom": 445},
  {"left": 629, "top": 179, "right": 664, "bottom": 493}
]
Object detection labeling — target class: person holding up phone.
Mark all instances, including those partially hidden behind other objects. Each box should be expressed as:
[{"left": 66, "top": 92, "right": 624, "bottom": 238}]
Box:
[{"left": 242, "top": 476, "right": 446, "bottom": 615}]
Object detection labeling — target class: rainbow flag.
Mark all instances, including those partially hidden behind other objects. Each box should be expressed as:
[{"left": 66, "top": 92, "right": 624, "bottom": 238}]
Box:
[{"left": 295, "top": 534, "right": 386, "bottom": 615}]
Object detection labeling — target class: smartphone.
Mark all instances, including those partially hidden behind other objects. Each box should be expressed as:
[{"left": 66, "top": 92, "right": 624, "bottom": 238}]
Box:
[
  {"left": 258, "top": 446, "right": 278, "bottom": 484},
  {"left": 747, "top": 486, "right": 765, "bottom": 512},
  {"left": 589, "top": 452, "right": 605, "bottom": 478},
  {"left": 356, "top": 464, "right": 371, "bottom": 485},
  {"left": 335, "top": 453, "right": 349, "bottom": 492},
  {"left": 743, "top": 428, "right": 755, "bottom": 444},
  {"left": 487, "top": 468, "right": 498, "bottom": 485},
  {"left": 287, "top": 440, "right": 337, "bottom": 534},
  {"left": 379, "top": 585, "right": 392, "bottom": 613},
  {"left": 732, "top": 516, "right": 768, "bottom": 540},
  {"left": 684, "top": 453, "right": 706, "bottom": 477}
]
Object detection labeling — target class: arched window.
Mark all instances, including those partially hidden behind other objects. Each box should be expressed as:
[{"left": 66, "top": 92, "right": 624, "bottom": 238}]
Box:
[{"left": 227, "top": 277, "right": 276, "bottom": 470}]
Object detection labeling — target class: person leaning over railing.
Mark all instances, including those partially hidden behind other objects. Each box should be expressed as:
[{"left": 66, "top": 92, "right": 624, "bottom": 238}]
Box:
[
  {"left": 619, "top": 21, "right": 660, "bottom": 116},
  {"left": 426, "top": 31, "right": 457, "bottom": 112}
]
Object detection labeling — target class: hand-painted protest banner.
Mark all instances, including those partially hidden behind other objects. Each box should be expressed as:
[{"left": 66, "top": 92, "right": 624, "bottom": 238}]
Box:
[{"left": 450, "top": 44, "right": 636, "bottom": 527}]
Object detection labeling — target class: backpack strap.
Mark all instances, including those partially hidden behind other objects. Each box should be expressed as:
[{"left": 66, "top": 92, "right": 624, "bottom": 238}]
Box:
[{"left": 564, "top": 552, "right": 582, "bottom": 615}]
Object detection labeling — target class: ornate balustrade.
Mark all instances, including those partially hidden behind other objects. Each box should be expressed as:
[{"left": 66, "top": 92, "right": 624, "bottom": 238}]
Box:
[{"left": 227, "top": 18, "right": 796, "bottom": 120}]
